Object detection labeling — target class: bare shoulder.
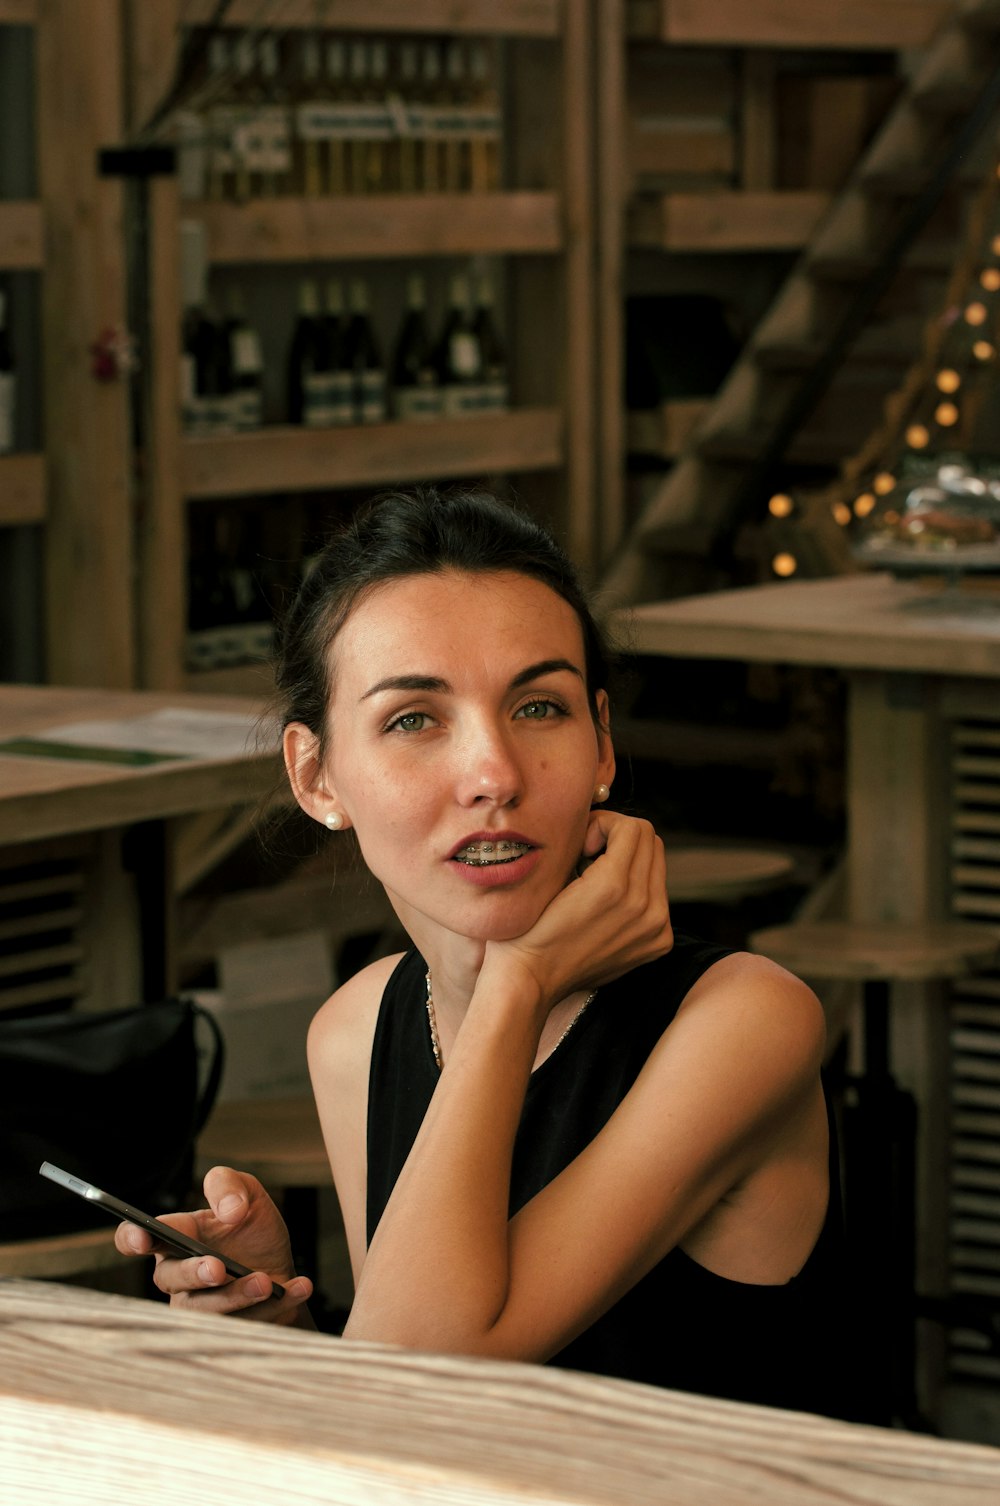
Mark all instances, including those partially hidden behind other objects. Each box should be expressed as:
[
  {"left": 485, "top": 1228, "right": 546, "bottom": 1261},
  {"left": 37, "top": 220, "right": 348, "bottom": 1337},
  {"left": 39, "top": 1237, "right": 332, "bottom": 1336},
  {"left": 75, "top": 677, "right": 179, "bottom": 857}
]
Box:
[
  {"left": 307, "top": 951, "right": 405, "bottom": 1086},
  {"left": 670, "top": 948, "right": 826, "bottom": 1084}
]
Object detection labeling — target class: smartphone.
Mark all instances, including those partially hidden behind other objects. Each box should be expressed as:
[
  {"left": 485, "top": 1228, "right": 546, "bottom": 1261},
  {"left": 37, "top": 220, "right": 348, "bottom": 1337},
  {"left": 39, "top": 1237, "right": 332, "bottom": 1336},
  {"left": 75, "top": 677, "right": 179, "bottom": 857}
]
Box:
[{"left": 38, "top": 1161, "right": 285, "bottom": 1298}]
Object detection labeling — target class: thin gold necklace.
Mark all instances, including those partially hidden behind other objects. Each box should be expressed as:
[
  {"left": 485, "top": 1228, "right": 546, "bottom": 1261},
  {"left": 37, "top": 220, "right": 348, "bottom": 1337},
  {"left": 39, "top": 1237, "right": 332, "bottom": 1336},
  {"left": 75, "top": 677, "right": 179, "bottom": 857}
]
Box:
[{"left": 424, "top": 972, "right": 597, "bottom": 1071}]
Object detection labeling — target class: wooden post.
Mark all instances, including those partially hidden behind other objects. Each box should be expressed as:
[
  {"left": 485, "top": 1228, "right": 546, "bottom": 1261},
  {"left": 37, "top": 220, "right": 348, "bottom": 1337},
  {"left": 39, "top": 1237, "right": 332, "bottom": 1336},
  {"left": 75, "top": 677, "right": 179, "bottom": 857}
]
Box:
[
  {"left": 36, "top": 0, "right": 133, "bottom": 687},
  {"left": 594, "top": 0, "right": 626, "bottom": 567}
]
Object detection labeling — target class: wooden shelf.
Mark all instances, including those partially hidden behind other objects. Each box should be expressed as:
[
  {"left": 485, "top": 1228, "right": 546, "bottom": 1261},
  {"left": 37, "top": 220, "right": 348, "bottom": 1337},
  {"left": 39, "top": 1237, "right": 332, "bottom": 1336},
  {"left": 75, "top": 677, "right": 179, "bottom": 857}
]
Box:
[
  {"left": 180, "top": 0, "right": 559, "bottom": 35},
  {"left": 0, "top": 201, "right": 42, "bottom": 270},
  {"left": 0, "top": 1, "right": 37, "bottom": 23},
  {"left": 628, "top": 192, "right": 831, "bottom": 253},
  {"left": 181, "top": 409, "right": 563, "bottom": 500},
  {"left": 0, "top": 454, "right": 45, "bottom": 525},
  {"left": 627, "top": 0, "right": 948, "bottom": 50},
  {"left": 195, "top": 193, "right": 562, "bottom": 266}
]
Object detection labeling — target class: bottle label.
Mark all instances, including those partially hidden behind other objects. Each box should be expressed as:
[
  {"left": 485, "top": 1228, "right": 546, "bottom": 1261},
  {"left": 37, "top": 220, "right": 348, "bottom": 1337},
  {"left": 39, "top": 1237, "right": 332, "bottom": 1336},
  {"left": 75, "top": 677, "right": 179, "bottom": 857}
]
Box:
[
  {"left": 233, "top": 386, "right": 263, "bottom": 430},
  {"left": 233, "top": 107, "right": 293, "bottom": 175},
  {"left": 231, "top": 328, "right": 263, "bottom": 374},
  {"left": 441, "top": 383, "right": 484, "bottom": 418},
  {"left": 296, "top": 102, "right": 394, "bottom": 142},
  {"left": 480, "top": 378, "right": 509, "bottom": 412},
  {"left": 400, "top": 105, "right": 502, "bottom": 140},
  {"left": 449, "top": 331, "right": 481, "bottom": 379},
  {"left": 357, "top": 370, "right": 387, "bottom": 423},
  {"left": 0, "top": 372, "right": 15, "bottom": 454},
  {"left": 393, "top": 384, "right": 443, "bottom": 421},
  {"left": 329, "top": 370, "right": 355, "bottom": 425},
  {"left": 302, "top": 371, "right": 336, "bottom": 427}
]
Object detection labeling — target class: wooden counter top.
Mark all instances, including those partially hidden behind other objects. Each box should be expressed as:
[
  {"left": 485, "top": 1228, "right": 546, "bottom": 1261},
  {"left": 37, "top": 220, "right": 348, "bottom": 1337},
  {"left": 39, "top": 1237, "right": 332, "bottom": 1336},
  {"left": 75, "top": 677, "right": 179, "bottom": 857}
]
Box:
[
  {"left": 0, "top": 684, "right": 283, "bottom": 845},
  {"left": 2, "top": 1280, "right": 999, "bottom": 1504},
  {"left": 609, "top": 573, "right": 1000, "bottom": 678}
]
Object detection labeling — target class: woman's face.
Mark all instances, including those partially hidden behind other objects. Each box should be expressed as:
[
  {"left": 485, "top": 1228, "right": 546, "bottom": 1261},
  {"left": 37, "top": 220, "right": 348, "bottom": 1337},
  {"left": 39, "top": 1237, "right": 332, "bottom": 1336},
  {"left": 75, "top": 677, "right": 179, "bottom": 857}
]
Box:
[{"left": 313, "top": 568, "right": 615, "bottom": 945}]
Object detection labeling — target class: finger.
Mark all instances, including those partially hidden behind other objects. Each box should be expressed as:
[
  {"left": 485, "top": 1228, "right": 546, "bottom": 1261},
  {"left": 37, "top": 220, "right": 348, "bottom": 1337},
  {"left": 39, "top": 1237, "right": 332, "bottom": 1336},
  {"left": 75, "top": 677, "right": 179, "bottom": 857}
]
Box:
[
  {"left": 114, "top": 1220, "right": 155, "bottom": 1258},
  {"left": 202, "top": 1164, "right": 257, "bottom": 1226},
  {"left": 151, "top": 1251, "right": 230, "bottom": 1297}
]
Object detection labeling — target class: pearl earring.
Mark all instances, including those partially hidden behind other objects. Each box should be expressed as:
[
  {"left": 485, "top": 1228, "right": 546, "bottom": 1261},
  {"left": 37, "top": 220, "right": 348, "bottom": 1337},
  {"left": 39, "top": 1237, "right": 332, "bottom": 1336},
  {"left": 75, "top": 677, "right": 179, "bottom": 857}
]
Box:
[
  {"left": 593, "top": 783, "right": 610, "bottom": 804},
  {"left": 325, "top": 811, "right": 343, "bottom": 831}
]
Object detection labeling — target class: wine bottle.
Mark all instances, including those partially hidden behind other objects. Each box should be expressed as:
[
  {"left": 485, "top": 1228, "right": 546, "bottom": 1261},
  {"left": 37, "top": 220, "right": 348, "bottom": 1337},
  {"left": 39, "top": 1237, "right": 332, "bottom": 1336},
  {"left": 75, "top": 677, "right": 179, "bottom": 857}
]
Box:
[
  {"left": 294, "top": 31, "right": 325, "bottom": 197},
  {"left": 0, "top": 285, "right": 14, "bottom": 456},
  {"left": 287, "top": 278, "right": 334, "bottom": 427},
  {"left": 207, "top": 33, "right": 238, "bottom": 201},
  {"left": 420, "top": 43, "right": 444, "bottom": 193},
  {"left": 443, "top": 41, "right": 467, "bottom": 193},
  {"left": 230, "top": 32, "right": 256, "bottom": 203},
  {"left": 472, "top": 273, "right": 508, "bottom": 413},
  {"left": 436, "top": 272, "right": 482, "bottom": 416},
  {"left": 323, "top": 279, "right": 355, "bottom": 426},
  {"left": 468, "top": 42, "right": 502, "bottom": 193},
  {"left": 324, "top": 38, "right": 348, "bottom": 195},
  {"left": 345, "top": 39, "right": 369, "bottom": 195},
  {"left": 180, "top": 222, "right": 231, "bottom": 433},
  {"left": 224, "top": 286, "right": 264, "bottom": 430},
  {"left": 366, "top": 40, "right": 392, "bottom": 193},
  {"left": 346, "top": 278, "right": 387, "bottom": 424},
  {"left": 394, "top": 40, "right": 421, "bottom": 193},
  {"left": 252, "top": 33, "right": 292, "bottom": 197},
  {"left": 391, "top": 273, "right": 441, "bottom": 421}
]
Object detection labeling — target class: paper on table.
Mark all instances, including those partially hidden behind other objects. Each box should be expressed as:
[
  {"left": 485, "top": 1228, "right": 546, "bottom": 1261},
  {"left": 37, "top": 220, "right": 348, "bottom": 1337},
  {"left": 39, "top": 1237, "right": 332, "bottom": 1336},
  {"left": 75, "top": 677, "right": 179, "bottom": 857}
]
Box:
[{"left": 22, "top": 706, "right": 276, "bottom": 762}]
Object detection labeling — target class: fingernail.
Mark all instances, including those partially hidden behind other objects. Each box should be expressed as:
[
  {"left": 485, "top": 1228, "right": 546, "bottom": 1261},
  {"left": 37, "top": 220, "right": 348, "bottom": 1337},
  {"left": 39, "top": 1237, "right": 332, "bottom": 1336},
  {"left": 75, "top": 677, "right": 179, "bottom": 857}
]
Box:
[
  {"left": 246, "top": 1276, "right": 266, "bottom": 1299},
  {"left": 218, "top": 1194, "right": 243, "bottom": 1217}
]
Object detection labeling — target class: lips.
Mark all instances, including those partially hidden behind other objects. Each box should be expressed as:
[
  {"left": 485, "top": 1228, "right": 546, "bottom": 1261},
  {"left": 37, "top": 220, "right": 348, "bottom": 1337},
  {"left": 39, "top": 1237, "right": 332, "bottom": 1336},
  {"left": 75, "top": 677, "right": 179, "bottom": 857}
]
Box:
[{"left": 448, "top": 831, "right": 537, "bottom": 867}]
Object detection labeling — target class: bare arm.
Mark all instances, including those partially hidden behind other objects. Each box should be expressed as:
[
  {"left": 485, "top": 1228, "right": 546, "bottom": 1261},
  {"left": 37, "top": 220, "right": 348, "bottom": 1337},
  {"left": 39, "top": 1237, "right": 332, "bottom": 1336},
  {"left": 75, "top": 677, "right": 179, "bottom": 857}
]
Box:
[{"left": 342, "top": 814, "right": 825, "bottom": 1362}]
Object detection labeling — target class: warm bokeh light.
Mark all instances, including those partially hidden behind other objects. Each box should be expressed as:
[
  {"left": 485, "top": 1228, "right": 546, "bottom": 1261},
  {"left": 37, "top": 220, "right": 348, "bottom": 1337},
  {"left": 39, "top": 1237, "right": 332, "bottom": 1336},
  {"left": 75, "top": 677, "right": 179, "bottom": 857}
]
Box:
[
  {"left": 936, "top": 369, "right": 961, "bottom": 393},
  {"left": 873, "top": 472, "right": 896, "bottom": 496},
  {"left": 831, "top": 501, "right": 853, "bottom": 527},
  {"left": 883, "top": 509, "right": 901, "bottom": 526},
  {"left": 974, "top": 339, "right": 996, "bottom": 361},
  {"left": 992, "top": 234, "right": 1000, "bottom": 256},
  {"left": 768, "top": 493, "right": 794, "bottom": 518},
  {"left": 772, "top": 553, "right": 797, "bottom": 577},
  {"left": 965, "top": 301, "right": 989, "bottom": 325},
  {"left": 981, "top": 268, "right": 1000, "bottom": 293},
  {"left": 935, "top": 401, "right": 960, "bottom": 426},
  {"left": 854, "top": 492, "right": 877, "bottom": 517},
  {"left": 906, "top": 424, "right": 930, "bottom": 448}
]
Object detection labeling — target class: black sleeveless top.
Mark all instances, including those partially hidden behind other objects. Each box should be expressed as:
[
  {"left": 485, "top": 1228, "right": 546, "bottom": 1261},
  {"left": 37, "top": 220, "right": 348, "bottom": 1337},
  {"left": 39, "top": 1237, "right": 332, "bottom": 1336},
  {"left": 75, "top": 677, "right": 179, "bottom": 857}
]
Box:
[{"left": 366, "top": 938, "right": 849, "bottom": 1417}]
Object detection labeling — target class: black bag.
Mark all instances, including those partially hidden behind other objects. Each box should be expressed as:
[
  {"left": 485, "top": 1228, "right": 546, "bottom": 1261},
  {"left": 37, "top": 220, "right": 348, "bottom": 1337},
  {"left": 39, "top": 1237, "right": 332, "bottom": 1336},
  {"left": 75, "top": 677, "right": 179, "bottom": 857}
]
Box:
[{"left": 0, "top": 995, "right": 224, "bottom": 1241}]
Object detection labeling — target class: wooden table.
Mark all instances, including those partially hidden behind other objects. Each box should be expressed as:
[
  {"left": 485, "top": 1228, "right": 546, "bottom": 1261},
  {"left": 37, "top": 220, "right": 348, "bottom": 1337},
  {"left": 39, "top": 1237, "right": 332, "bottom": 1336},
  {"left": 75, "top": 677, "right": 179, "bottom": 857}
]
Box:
[
  {"left": 3, "top": 1279, "right": 1000, "bottom": 1505},
  {"left": 0, "top": 684, "right": 281, "bottom": 1007},
  {"left": 610, "top": 571, "right": 1000, "bottom": 1428}
]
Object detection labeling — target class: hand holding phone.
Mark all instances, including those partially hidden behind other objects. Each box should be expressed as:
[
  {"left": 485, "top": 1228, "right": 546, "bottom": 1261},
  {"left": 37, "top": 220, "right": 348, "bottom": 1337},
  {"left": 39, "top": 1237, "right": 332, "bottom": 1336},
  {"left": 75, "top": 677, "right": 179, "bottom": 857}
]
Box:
[{"left": 38, "top": 1161, "right": 286, "bottom": 1298}]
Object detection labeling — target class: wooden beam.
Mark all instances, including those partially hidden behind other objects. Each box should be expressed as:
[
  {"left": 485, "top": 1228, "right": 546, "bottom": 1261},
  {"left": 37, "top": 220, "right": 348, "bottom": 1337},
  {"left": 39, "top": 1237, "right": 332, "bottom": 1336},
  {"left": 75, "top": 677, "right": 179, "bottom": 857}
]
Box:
[
  {"left": 37, "top": 0, "right": 133, "bottom": 687},
  {"left": 628, "top": 0, "right": 949, "bottom": 50},
  {"left": 194, "top": 193, "right": 562, "bottom": 265},
  {"left": 0, "top": 453, "right": 45, "bottom": 524},
  {"left": 0, "top": 202, "right": 42, "bottom": 270},
  {"left": 629, "top": 191, "right": 831, "bottom": 251},
  {"left": 181, "top": 409, "right": 563, "bottom": 499},
  {"left": 595, "top": 0, "right": 626, "bottom": 565},
  {"left": 178, "top": 0, "right": 559, "bottom": 35}
]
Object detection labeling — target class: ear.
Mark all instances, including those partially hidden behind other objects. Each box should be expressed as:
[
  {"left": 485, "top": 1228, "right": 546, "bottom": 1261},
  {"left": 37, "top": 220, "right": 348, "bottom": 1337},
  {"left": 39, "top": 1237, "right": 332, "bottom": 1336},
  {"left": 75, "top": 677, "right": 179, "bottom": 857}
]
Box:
[
  {"left": 283, "top": 722, "right": 352, "bottom": 830},
  {"left": 594, "top": 690, "right": 616, "bottom": 789}
]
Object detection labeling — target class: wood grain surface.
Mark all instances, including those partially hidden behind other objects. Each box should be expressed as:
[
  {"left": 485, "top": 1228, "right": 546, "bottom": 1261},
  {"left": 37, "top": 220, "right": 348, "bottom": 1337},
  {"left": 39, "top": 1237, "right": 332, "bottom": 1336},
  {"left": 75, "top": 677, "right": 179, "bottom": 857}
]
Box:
[{"left": 3, "top": 1280, "right": 1000, "bottom": 1505}]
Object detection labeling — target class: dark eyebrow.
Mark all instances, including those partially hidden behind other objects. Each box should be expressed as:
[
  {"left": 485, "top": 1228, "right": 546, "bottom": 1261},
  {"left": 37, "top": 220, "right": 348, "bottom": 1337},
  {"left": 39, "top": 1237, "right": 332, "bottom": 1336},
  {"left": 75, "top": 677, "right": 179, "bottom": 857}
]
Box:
[{"left": 360, "top": 659, "right": 583, "bottom": 703}]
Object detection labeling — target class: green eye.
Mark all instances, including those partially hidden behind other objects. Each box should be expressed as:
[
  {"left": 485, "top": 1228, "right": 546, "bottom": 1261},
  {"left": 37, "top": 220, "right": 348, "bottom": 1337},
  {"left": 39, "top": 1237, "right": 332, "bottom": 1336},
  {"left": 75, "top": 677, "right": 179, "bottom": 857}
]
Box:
[
  {"left": 518, "top": 700, "right": 556, "bottom": 720},
  {"left": 392, "top": 712, "right": 427, "bottom": 733}
]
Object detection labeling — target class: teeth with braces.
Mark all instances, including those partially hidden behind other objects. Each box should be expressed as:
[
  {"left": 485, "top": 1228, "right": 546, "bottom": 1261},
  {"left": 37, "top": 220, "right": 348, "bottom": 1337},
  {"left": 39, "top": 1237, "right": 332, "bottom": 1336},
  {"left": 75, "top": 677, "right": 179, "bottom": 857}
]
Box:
[{"left": 455, "top": 840, "right": 530, "bottom": 866}]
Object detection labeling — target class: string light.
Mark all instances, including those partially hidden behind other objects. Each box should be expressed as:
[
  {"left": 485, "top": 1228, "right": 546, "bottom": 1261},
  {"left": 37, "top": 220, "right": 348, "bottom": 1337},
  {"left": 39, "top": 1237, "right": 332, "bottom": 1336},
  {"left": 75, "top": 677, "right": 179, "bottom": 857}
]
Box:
[
  {"left": 768, "top": 493, "right": 794, "bottom": 518},
  {"left": 935, "top": 400, "right": 960, "bottom": 426},
  {"left": 772, "top": 553, "right": 797, "bottom": 577},
  {"left": 973, "top": 339, "right": 996, "bottom": 361},
  {"left": 981, "top": 268, "right": 1000, "bottom": 292},
  {"left": 992, "top": 234, "right": 1000, "bottom": 257},
  {"left": 882, "top": 509, "right": 901, "bottom": 526},
  {"left": 936, "top": 369, "right": 961, "bottom": 393},
  {"left": 873, "top": 473, "right": 896, "bottom": 495},
  {"left": 965, "top": 301, "right": 989, "bottom": 325},
  {"left": 906, "top": 423, "right": 930, "bottom": 448},
  {"left": 831, "top": 501, "right": 853, "bottom": 527},
  {"left": 854, "top": 492, "right": 877, "bottom": 517}
]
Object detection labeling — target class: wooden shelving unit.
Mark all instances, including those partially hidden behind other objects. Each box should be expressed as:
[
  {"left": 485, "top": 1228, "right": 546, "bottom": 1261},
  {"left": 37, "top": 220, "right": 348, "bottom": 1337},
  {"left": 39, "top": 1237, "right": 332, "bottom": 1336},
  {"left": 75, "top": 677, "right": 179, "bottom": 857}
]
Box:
[
  {"left": 626, "top": 0, "right": 949, "bottom": 50},
  {"left": 628, "top": 191, "right": 832, "bottom": 253},
  {"left": 129, "top": 0, "right": 596, "bottom": 693}
]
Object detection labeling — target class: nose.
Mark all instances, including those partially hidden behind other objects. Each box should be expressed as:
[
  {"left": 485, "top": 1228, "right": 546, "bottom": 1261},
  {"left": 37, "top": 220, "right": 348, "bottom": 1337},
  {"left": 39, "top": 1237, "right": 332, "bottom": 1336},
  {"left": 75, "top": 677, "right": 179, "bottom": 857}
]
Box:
[{"left": 455, "top": 719, "right": 523, "bottom": 808}]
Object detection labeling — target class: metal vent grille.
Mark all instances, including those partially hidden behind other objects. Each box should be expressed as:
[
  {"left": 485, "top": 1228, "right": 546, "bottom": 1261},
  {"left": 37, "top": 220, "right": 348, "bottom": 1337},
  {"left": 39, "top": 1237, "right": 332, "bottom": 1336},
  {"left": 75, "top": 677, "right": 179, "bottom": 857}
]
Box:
[
  {"left": 949, "top": 720, "right": 1000, "bottom": 1384},
  {"left": 0, "top": 840, "right": 89, "bottom": 1017}
]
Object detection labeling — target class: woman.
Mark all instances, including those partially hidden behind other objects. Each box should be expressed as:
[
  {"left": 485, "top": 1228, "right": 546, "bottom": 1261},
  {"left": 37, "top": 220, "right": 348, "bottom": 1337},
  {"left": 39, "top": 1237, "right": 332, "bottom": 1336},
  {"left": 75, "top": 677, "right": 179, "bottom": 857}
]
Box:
[{"left": 117, "top": 487, "right": 847, "bottom": 1416}]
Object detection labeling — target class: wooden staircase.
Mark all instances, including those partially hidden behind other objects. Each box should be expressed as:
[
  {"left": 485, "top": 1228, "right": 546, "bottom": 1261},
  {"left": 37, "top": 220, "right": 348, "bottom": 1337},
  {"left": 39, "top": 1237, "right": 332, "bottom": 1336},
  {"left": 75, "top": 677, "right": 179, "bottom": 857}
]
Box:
[{"left": 600, "top": 0, "right": 1000, "bottom": 610}]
